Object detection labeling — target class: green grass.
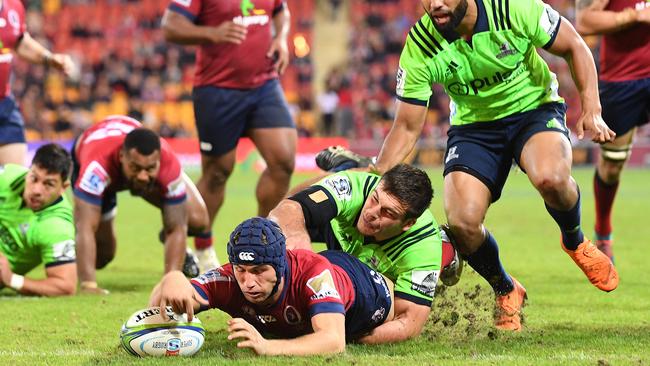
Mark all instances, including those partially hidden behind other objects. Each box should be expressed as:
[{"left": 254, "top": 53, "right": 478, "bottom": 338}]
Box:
[{"left": 1, "top": 166, "right": 649, "bottom": 365}]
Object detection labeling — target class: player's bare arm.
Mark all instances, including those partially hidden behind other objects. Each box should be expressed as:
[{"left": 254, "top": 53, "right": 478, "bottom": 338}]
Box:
[
  {"left": 575, "top": 0, "right": 650, "bottom": 35},
  {"left": 374, "top": 101, "right": 428, "bottom": 174},
  {"left": 0, "top": 253, "right": 76, "bottom": 296},
  {"left": 161, "top": 201, "right": 188, "bottom": 274},
  {"left": 74, "top": 197, "right": 103, "bottom": 290},
  {"left": 15, "top": 32, "right": 74, "bottom": 76},
  {"left": 150, "top": 270, "right": 206, "bottom": 321},
  {"left": 161, "top": 9, "right": 247, "bottom": 45},
  {"left": 228, "top": 312, "right": 346, "bottom": 355},
  {"left": 546, "top": 17, "right": 615, "bottom": 143},
  {"left": 357, "top": 297, "right": 430, "bottom": 344},
  {"left": 268, "top": 199, "right": 312, "bottom": 250},
  {"left": 268, "top": 5, "right": 291, "bottom": 74}
]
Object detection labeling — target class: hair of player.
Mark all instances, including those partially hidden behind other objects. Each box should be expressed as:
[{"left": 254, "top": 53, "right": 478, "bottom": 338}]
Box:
[
  {"left": 32, "top": 143, "right": 72, "bottom": 181},
  {"left": 122, "top": 128, "right": 161, "bottom": 156},
  {"left": 381, "top": 164, "right": 433, "bottom": 220}
]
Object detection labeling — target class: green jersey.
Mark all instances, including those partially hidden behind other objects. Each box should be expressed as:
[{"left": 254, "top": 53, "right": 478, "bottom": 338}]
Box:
[
  {"left": 313, "top": 171, "right": 442, "bottom": 306},
  {"left": 396, "top": 0, "right": 564, "bottom": 125},
  {"left": 0, "top": 165, "right": 75, "bottom": 275}
]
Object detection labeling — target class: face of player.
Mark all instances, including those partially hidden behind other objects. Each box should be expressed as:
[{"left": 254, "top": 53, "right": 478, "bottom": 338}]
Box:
[
  {"left": 357, "top": 183, "right": 416, "bottom": 241},
  {"left": 23, "top": 165, "right": 69, "bottom": 211},
  {"left": 233, "top": 264, "right": 281, "bottom": 305},
  {"left": 421, "top": 0, "right": 469, "bottom": 32},
  {"left": 119, "top": 148, "right": 161, "bottom": 195}
]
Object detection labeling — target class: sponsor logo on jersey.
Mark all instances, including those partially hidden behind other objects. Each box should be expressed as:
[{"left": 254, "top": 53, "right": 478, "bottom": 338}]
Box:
[
  {"left": 445, "top": 60, "right": 461, "bottom": 77},
  {"left": 396, "top": 66, "right": 406, "bottom": 96},
  {"left": 79, "top": 161, "right": 110, "bottom": 196},
  {"left": 307, "top": 269, "right": 341, "bottom": 300},
  {"left": 166, "top": 175, "right": 186, "bottom": 200},
  {"left": 539, "top": 4, "right": 560, "bottom": 38},
  {"left": 256, "top": 314, "right": 277, "bottom": 324},
  {"left": 447, "top": 61, "right": 527, "bottom": 96},
  {"left": 283, "top": 305, "right": 302, "bottom": 325},
  {"left": 52, "top": 240, "right": 76, "bottom": 261},
  {"left": 308, "top": 189, "right": 328, "bottom": 203},
  {"left": 172, "top": 0, "right": 192, "bottom": 7},
  {"left": 323, "top": 176, "right": 352, "bottom": 200},
  {"left": 371, "top": 307, "right": 386, "bottom": 323},
  {"left": 496, "top": 42, "right": 517, "bottom": 59},
  {"left": 411, "top": 270, "right": 438, "bottom": 297},
  {"left": 233, "top": 0, "right": 269, "bottom": 26},
  {"left": 445, "top": 146, "right": 459, "bottom": 164}
]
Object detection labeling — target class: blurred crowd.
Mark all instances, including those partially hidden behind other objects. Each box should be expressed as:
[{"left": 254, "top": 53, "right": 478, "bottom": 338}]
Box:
[{"left": 13, "top": 0, "right": 650, "bottom": 145}]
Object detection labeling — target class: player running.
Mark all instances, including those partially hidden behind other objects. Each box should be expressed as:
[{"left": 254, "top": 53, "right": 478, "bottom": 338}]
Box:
[
  {"left": 72, "top": 115, "right": 214, "bottom": 295},
  {"left": 151, "top": 217, "right": 396, "bottom": 355},
  {"left": 0, "top": 144, "right": 76, "bottom": 296},
  {"left": 318, "top": 0, "right": 619, "bottom": 331},
  {"left": 575, "top": 0, "right": 650, "bottom": 261}
]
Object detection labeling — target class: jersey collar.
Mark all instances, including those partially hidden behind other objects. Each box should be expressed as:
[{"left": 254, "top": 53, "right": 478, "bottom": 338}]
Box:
[{"left": 439, "top": 0, "right": 489, "bottom": 44}]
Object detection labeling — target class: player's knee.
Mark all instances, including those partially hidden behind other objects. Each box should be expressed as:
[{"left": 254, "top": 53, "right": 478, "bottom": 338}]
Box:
[
  {"left": 267, "top": 158, "right": 295, "bottom": 178},
  {"left": 188, "top": 208, "right": 210, "bottom": 233},
  {"left": 531, "top": 173, "right": 568, "bottom": 198},
  {"left": 446, "top": 218, "right": 482, "bottom": 253},
  {"left": 599, "top": 159, "right": 625, "bottom": 182},
  {"left": 203, "top": 166, "right": 232, "bottom": 191}
]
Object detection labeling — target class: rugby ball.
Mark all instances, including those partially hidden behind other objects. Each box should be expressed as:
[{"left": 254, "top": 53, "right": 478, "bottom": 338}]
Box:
[{"left": 120, "top": 306, "right": 205, "bottom": 357}]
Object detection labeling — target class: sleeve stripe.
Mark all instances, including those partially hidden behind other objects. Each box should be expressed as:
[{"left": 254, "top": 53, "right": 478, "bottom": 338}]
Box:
[
  {"left": 385, "top": 224, "right": 437, "bottom": 260},
  {"left": 416, "top": 20, "right": 443, "bottom": 52},
  {"left": 396, "top": 95, "right": 429, "bottom": 106},
  {"left": 505, "top": 0, "right": 511, "bottom": 29},
  {"left": 164, "top": 195, "right": 187, "bottom": 205},
  {"left": 542, "top": 16, "right": 562, "bottom": 50},
  {"left": 407, "top": 31, "right": 433, "bottom": 58},
  {"left": 72, "top": 188, "right": 102, "bottom": 206},
  {"left": 490, "top": 0, "right": 511, "bottom": 32},
  {"left": 309, "top": 302, "right": 346, "bottom": 317},
  {"left": 388, "top": 227, "right": 438, "bottom": 261},
  {"left": 395, "top": 291, "right": 432, "bottom": 307},
  {"left": 44, "top": 260, "right": 75, "bottom": 268},
  {"left": 168, "top": 3, "right": 197, "bottom": 22},
  {"left": 490, "top": 0, "right": 500, "bottom": 31},
  {"left": 411, "top": 25, "right": 437, "bottom": 56},
  {"left": 498, "top": 0, "right": 506, "bottom": 31}
]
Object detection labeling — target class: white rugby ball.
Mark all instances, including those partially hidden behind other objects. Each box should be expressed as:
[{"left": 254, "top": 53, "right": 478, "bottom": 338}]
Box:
[{"left": 120, "top": 306, "right": 205, "bottom": 357}]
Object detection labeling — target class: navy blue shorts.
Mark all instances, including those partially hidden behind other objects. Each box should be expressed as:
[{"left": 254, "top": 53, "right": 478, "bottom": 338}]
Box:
[
  {"left": 599, "top": 78, "right": 650, "bottom": 136},
  {"left": 0, "top": 96, "right": 25, "bottom": 144},
  {"left": 444, "top": 102, "right": 569, "bottom": 202},
  {"left": 319, "top": 250, "right": 392, "bottom": 340},
  {"left": 70, "top": 141, "right": 117, "bottom": 216},
  {"left": 193, "top": 78, "right": 294, "bottom": 156}
]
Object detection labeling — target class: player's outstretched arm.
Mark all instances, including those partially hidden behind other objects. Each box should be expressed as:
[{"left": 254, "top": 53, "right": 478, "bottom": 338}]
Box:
[
  {"left": 0, "top": 254, "right": 76, "bottom": 296},
  {"left": 546, "top": 17, "right": 615, "bottom": 143},
  {"left": 357, "top": 297, "right": 430, "bottom": 344},
  {"left": 149, "top": 270, "right": 206, "bottom": 321},
  {"left": 268, "top": 199, "right": 313, "bottom": 251},
  {"left": 16, "top": 32, "right": 75, "bottom": 76},
  {"left": 374, "top": 100, "right": 428, "bottom": 174},
  {"left": 162, "top": 202, "right": 188, "bottom": 274},
  {"left": 575, "top": 0, "right": 650, "bottom": 35},
  {"left": 74, "top": 197, "right": 103, "bottom": 292},
  {"left": 228, "top": 313, "right": 346, "bottom": 356},
  {"left": 161, "top": 9, "right": 247, "bottom": 45}
]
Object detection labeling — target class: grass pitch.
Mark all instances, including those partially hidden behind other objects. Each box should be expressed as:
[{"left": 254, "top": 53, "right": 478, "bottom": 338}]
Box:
[{"left": 1, "top": 166, "right": 649, "bottom": 365}]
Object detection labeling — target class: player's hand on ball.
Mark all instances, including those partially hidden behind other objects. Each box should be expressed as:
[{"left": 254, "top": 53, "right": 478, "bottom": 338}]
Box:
[
  {"left": 576, "top": 111, "right": 616, "bottom": 143},
  {"left": 227, "top": 318, "right": 269, "bottom": 355},
  {"left": 157, "top": 270, "right": 206, "bottom": 321},
  {"left": 209, "top": 21, "right": 247, "bottom": 44}
]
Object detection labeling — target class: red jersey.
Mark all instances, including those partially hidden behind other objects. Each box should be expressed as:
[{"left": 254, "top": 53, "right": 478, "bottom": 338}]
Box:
[
  {"left": 0, "top": 0, "right": 26, "bottom": 98},
  {"left": 191, "top": 249, "right": 355, "bottom": 338},
  {"left": 599, "top": 0, "right": 650, "bottom": 81},
  {"left": 168, "top": 0, "right": 284, "bottom": 89},
  {"left": 73, "top": 115, "right": 187, "bottom": 206}
]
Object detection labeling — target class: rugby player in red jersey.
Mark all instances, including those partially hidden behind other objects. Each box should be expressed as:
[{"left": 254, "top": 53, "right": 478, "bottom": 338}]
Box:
[
  {"left": 0, "top": 0, "right": 74, "bottom": 166},
  {"left": 575, "top": 0, "right": 650, "bottom": 261},
  {"left": 161, "top": 0, "right": 297, "bottom": 270},
  {"left": 72, "top": 115, "right": 212, "bottom": 295},
  {"left": 151, "top": 217, "right": 397, "bottom": 355}
]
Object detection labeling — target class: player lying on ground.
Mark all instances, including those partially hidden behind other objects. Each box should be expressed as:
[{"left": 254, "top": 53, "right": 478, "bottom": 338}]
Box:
[
  {"left": 151, "top": 217, "right": 400, "bottom": 355},
  {"left": 269, "top": 164, "right": 462, "bottom": 343},
  {"left": 72, "top": 115, "right": 217, "bottom": 295},
  {"left": 0, "top": 144, "right": 76, "bottom": 296}
]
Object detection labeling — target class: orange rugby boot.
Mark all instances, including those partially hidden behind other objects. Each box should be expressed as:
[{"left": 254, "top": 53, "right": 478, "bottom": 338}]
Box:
[
  {"left": 562, "top": 239, "right": 618, "bottom": 292},
  {"left": 494, "top": 277, "right": 527, "bottom": 331}
]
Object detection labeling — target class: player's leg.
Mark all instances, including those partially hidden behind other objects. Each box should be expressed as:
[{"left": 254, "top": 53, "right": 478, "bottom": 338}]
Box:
[
  {"left": 95, "top": 194, "right": 118, "bottom": 270},
  {"left": 0, "top": 98, "right": 28, "bottom": 166},
  {"left": 182, "top": 173, "right": 219, "bottom": 272},
  {"left": 518, "top": 118, "right": 618, "bottom": 292},
  {"left": 247, "top": 79, "right": 297, "bottom": 216},
  {"left": 593, "top": 128, "right": 636, "bottom": 260}
]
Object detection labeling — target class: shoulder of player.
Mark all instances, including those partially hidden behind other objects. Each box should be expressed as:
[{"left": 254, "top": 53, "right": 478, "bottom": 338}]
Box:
[
  {"left": 404, "top": 15, "right": 446, "bottom": 59},
  {"left": 0, "top": 164, "right": 27, "bottom": 192},
  {"left": 33, "top": 199, "right": 74, "bottom": 226},
  {"left": 384, "top": 221, "right": 440, "bottom": 262}
]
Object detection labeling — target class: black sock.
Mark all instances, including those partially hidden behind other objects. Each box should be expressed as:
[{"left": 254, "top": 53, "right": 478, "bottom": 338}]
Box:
[
  {"left": 463, "top": 231, "right": 513, "bottom": 295},
  {"left": 545, "top": 191, "right": 584, "bottom": 250}
]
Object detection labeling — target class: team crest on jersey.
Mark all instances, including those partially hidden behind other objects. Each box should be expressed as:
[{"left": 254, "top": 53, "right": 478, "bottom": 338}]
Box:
[
  {"left": 539, "top": 4, "right": 560, "bottom": 38},
  {"left": 307, "top": 269, "right": 341, "bottom": 300},
  {"left": 283, "top": 305, "right": 302, "bottom": 325},
  {"left": 195, "top": 269, "right": 231, "bottom": 285},
  {"left": 79, "top": 161, "right": 110, "bottom": 196},
  {"left": 323, "top": 176, "right": 352, "bottom": 200},
  {"left": 52, "top": 240, "right": 76, "bottom": 262},
  {"left": 411, "top": 270, "right": 438, "bottom": 298}
]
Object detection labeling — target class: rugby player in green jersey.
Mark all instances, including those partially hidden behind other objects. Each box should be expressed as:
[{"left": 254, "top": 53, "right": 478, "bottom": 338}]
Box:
[
  {"left": 270, "top": 164, "right": 461, "bottom": 344},
  {"left": 320, "top": 0, "right": 619, "bottom": 331},
  {"left": 0, "top": 144, "right": 76, "bottom": 296}
]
